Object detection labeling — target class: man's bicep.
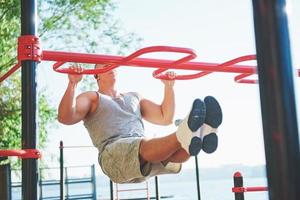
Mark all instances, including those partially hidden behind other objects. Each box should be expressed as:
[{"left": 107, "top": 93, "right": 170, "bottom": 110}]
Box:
[
  {"left": 140, "top": 99, "right": 164, "bottom": 124},
  {"left": 73, "top": 95, "right": 92, "bottom": 122}
]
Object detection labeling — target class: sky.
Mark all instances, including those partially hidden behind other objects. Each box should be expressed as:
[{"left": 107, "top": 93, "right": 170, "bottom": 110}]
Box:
[{"left": 37, "top": 0, "right": 300, "bottom": 174}]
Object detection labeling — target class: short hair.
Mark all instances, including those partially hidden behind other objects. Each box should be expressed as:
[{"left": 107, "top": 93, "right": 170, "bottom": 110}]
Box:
[
  {"left": 94, "top": 64, "right": 98, "bottom": 79},
  {"left": 94, "top": 64, "right": 108, "bottom": 80}
]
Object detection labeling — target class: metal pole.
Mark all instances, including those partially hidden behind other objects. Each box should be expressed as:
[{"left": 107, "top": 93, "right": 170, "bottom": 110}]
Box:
[
  {"left": 110, "top": 180, "right": 114, "bottom": 200},
  {"left": 21, "top": 1, "right": 39, "bottom": 200},
  {"left": 233, "top": 172, "right": 244, "bottom": 200},
  {"left": 195, "top": 156, "right": 201, "bottom": 200},
  {"left": 0, "top": 157, "right": 11, "bottom": 200},
  {"left": 60, "top": 141, "right": 64, "bottom": 200},
  {"left": 91, "top": 164, "right": 97, "bottom": 200},
  {"left": 65, "top": 168, "right": 69, "bottom": 199},
  {"left": 252, "top": 0, "right": 300, "bottom": 200},
  {"left": 155, "top": 176, "right": 160, "bottom": 200},
  {"left": 39, "top": 168, "right": 43, "bottom": 200}
]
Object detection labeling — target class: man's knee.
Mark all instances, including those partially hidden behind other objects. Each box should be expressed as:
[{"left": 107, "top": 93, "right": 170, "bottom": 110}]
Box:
[{"left": 139, "top": 138, "right": 151, "bottom": 162}]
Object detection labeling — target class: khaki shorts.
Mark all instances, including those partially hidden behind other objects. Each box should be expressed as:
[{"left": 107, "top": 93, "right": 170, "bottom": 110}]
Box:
[{"left": 99, "top": 137, "right": 181, "bottom": 183}]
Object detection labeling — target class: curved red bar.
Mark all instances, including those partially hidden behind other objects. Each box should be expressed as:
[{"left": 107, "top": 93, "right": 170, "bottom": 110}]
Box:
[
  {"left": 52, "top": 46, "right": 197, "bottom": 76},
  {"left": 152, "top": 52, "right": 196, "bottom": 79},
  {"left": 134, "top": 46, "right": 197, "bottom": 80},
  {"left": 234, "top": 73, "right": 258, "bottom": 84},
  {"left": 42, "top": 50, "right": 256, "bottom": 74},
  {"left": 0, "top": 149, "right": 41, "bottom": 159},
  {"left": 53, "top": 62, "right": 118, "bottom": 74},
  {"left": 153, "top": 54, "right": 257, "bottom": 80}
]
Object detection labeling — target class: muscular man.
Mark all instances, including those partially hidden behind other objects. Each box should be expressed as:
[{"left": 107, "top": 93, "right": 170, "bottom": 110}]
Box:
[{"left": 58, "top": 64, "right": 222, "bottom": 183}]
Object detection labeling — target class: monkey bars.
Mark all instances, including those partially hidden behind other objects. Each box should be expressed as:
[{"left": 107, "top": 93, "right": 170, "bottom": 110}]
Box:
[{"left": 0, "top": 35, "right": 259, "bottom": 83}]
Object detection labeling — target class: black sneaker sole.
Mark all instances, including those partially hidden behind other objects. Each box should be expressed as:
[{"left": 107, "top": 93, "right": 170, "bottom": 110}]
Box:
[
  {"left": 187, "top": 99, "right": 206, "bottom": 156},
  {"left": 202, "top": 96, "right": 222, "bottom": 154},
  {"left": 202, "top": 133, "right": 218, "bottom": 154},
  {"left": 204, "top": 96, "right": 222, "bottom": 128},
  {"left": 189, "top": 137, "right": 203, "bottom": 156}
]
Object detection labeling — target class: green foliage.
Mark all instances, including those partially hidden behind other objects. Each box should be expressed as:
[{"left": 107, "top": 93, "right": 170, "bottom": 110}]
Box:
[
  {"left": 0, "top": 74, "right": 21, "bottom": 149},
  {"left": 0, "top": 0, "right": 20, "bottom": 73},
  {"left": 0, "top": 0, "right": 141, "bottom": 167},
  {"left": 0, "top": 73, "right": 56, "bottom": 168}
]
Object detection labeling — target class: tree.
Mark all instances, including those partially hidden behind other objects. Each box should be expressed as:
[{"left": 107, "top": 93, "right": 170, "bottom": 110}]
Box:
[
  {"left": 0, "top": 74, "right": 56, "bottom": 169},
  {"left": 0, "top": 0, "right": 141, "bottom": 167}
]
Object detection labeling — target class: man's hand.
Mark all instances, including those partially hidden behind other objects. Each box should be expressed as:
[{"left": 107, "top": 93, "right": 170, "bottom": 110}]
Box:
[
  {"left": 161, "top": 71, "right": 176, "bottom": 87},
  {"left": 68, "top": 64, "right": 83, "bottom": 84}
]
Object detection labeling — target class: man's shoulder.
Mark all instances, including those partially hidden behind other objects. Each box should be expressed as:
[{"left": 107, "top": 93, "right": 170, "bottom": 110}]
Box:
[
  {"left": 77, "top": 91, "right": 98, "bottom": 100},
  {"left": 125, "top": 91, "right": 142, "bottom": 101}
]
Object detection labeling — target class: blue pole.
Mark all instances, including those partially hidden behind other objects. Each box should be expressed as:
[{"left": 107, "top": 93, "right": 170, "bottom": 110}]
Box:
[
  {"left": 155, "top": 176, "right": 160, "bottom": 200},
  {"left": 21, "top": 0, "right": 39, "bottom": 200},
  {"left": 110, "top": 180, "right": 113, "bottom": 200},
  {"left": 60, "top": 141, "right": 64, "bottom": 200},
  {"left": 0, "top": 157, "right": 11, "bottom": 200},
  {"left": 195, "top": 156, "right": 201, "bottom": 200},
  {"left": 252, "top": 0, "right": 300, "bottom": 199},
  {"left": 91, "top": 164, "right": 97, "bottom": 200}
]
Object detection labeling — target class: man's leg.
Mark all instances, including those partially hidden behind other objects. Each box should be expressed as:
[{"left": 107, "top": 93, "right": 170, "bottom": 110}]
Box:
[
  {"left": 140, "top": 98, "right": 206, "bottom": 163},
  {"left": 164, "top": 149, "right": 190, "bottom": 163},
  {"left": 139, "top": 133, "right": 183, "bottom": 163},
  {"left": 140, "top": 133, "right": 191, "bottom": 164}
]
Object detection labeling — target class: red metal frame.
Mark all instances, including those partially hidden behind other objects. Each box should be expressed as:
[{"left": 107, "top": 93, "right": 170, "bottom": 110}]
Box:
[
  {"left": 0, "top": 35, "right": 42, "bottom": 82},
  {"left": 17, "top": 35, "right": 42, "bottom": 62},
  {"left": 46, "top": 49, "right": 256, "bottom": 77},
  {"left": 0, "top": 149, "right": 41, "bottom": 159},
  {"left": 0, "top": 62, "right": 22, "bottom": 82},
  {"left": 0, "top": 35, "right": 260, "bottom": 83},
  {"left": 232, "top": 186, "right": 268, "bottom": 193},
  {"left": 232, "top": 171, "right": 268, "bottom": 200}
]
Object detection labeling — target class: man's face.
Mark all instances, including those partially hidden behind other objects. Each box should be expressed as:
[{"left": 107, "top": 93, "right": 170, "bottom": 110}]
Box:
[{"left": 95, "top": 64, "right": 117, "bottom": 84}]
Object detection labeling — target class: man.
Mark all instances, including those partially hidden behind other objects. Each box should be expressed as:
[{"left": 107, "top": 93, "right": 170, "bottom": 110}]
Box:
[{"left": 58, "top": 64, "right": 222, "bottom": 183}]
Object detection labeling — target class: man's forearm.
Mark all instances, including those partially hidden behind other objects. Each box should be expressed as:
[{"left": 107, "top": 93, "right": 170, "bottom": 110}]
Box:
[
  {"left": 161, "top": 85, "right": 175, "bottom": 124},
  {"left": 58, "top": 82, "right": 77, "bottom": 123}
]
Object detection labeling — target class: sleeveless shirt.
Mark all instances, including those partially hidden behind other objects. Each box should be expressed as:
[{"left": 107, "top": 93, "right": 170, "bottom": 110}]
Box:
[{"left": 83, "top": 92, "right": 145, "bottom": 153}]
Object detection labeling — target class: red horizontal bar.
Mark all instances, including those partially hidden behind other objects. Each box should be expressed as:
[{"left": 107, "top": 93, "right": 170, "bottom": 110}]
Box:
[
  {"left": 245, "top": 186, "right": 268, "bottom": 192},
  {"left": 232, "top": 186, "right": 268, "bottom": 193},
  {"left": 42, "top": 50, "right": 256, "bottom": 74},
  {"left": 0, "top": 149, "right": 41, "bottom": 159}
]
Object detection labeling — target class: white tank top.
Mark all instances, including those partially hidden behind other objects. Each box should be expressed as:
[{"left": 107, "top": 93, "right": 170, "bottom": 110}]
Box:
[{"left": 83, "top": 92, "right": 144, "bottom": 153}]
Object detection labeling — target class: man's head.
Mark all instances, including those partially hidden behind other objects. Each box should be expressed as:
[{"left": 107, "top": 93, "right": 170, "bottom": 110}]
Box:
[{"left": 94, "top": 64, "right": 117, "bottom": 86}]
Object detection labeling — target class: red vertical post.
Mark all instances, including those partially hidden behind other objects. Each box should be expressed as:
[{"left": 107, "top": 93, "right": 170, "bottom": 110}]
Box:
[{"left": 233, "top": 172, "right": 244, "bottom": 200}]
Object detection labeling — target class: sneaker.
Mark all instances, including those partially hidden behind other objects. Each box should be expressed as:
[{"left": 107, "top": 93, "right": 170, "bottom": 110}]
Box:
[
  {"left": 176, "top": 99, "right": 206, "bottom": 156},
  {"left": 200, "top": 96, "right": 223, "bottom": 154}
]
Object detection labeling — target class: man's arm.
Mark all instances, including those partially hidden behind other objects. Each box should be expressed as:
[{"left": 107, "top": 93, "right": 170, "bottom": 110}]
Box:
[
  {"left": 140, "top": 72, "right": 175, "bottom": 125},
  {"left": 57, "top": 65, "right": 92, "bottom": 125}
]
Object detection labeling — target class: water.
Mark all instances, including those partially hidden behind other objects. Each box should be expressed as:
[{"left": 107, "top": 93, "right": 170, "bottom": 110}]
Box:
[
  {"left": 96, "top": 176, "right": 269, "bottom": 200},
  {"left": 11, "top": 171, "right": 269, "bottom": 200}
]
